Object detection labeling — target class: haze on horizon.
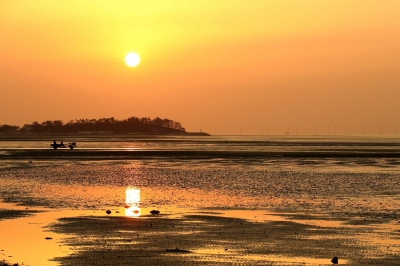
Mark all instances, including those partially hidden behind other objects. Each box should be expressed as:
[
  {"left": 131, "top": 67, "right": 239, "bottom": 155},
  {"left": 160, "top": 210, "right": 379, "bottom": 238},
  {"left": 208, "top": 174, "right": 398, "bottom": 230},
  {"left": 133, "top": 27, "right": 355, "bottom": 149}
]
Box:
[{"left": 1, "top": 1, "right": 399, "bottom": 135}]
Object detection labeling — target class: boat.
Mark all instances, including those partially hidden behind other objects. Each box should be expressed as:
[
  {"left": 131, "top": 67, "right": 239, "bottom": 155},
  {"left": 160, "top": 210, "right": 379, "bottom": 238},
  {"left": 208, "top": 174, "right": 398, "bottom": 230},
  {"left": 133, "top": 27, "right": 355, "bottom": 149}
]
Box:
[{"left": 50, "top": 141, "right": 76, "bottom": 150}]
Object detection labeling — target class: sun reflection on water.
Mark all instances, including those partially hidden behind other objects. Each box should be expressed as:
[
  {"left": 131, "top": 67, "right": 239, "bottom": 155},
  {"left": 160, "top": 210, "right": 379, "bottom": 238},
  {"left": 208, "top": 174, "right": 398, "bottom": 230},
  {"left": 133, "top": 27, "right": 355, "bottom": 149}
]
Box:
[{"left": 125, "top": 186, "right": 140, "bottom": 217}]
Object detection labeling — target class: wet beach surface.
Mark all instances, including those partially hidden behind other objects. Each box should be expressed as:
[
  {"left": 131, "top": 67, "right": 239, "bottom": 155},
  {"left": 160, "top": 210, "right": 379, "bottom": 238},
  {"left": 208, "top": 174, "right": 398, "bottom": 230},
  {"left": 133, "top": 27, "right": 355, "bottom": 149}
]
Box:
[{"left": 1, "top": 136, "right": 400, "bottom": 265}]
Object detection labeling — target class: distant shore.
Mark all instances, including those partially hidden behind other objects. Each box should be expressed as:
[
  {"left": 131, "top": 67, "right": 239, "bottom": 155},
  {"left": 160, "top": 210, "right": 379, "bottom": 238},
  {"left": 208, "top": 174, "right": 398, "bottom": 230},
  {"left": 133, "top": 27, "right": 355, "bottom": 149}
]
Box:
[{"left": 0, "top": 132, "right": 210, "bottom": 140}]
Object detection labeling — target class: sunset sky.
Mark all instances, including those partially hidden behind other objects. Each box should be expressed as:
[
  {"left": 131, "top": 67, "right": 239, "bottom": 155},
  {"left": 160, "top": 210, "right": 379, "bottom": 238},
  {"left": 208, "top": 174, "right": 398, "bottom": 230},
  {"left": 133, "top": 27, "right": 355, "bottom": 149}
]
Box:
[{"left": 1, "top": 0, "right": 399, "bottom": 135}]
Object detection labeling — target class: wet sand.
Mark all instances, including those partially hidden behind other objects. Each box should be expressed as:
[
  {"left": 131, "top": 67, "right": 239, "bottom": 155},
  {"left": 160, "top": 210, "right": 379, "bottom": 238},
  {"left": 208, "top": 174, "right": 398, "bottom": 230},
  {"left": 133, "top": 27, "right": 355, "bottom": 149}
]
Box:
[
  {"left": 48, "top": 209, "right": 400, "bottom": 265},
  {"left": 1, "top": 203, "right": 400, "bottom": 265}
]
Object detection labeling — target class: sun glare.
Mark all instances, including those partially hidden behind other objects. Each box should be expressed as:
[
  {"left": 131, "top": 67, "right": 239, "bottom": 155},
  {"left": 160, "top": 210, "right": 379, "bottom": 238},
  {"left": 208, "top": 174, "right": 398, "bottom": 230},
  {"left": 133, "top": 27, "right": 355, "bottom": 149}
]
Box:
[
  {"left": 125, "top": 186, "right": 140, "bottom": 217},
  {"left": 125, "top": 52, "right": 140, "bottom": 67}
]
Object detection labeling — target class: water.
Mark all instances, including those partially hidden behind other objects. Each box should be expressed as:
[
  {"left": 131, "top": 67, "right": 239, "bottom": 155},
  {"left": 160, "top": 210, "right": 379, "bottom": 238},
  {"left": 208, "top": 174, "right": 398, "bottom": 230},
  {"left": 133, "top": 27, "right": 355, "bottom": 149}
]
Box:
[
  {"left": 2, "top": 134, "right": 400, "bottom": 150},
  {"left": 1, "top": 135, "right": 400, "bottom": 210},
  {"left": 1, "top": 157, "right": 399, "bottom": 211}
]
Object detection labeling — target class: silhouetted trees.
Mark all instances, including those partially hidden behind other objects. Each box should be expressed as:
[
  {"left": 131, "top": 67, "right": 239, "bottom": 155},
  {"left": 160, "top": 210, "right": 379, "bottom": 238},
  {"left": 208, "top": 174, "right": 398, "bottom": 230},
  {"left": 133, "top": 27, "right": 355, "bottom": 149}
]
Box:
[
  {"left": 2, "top": 116, "right": 186, "bottom": 135},
  {"left": 0, "top": 124, "right": 19, "bottom": 133}
]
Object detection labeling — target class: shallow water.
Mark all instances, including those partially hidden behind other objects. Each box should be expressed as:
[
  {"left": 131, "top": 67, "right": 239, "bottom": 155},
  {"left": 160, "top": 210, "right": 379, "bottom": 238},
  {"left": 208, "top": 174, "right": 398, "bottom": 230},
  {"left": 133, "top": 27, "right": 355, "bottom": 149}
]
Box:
[{"left": 2, "top": 134, "right": 400, "bottom": 150}]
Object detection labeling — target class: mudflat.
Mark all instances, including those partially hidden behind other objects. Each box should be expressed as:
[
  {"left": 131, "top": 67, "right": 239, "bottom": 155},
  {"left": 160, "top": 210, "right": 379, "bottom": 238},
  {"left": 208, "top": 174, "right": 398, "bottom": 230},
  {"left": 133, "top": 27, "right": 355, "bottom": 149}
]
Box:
[
  {"left": 47, "top": 209, "right": 399, "bottom": 265},
  {"left": 2, "top": 203, "right": 399, "bottom": 265},
  {"left": 1, "top": 136, "right": 400, "bottom": 265}
]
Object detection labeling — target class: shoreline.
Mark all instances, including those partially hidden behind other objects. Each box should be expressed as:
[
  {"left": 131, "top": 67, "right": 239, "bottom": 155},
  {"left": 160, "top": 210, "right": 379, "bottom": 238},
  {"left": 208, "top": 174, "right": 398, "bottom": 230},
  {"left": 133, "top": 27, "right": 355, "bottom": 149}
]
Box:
[{"left": 3, "top": 149, "right": 400, "bottom": 159}]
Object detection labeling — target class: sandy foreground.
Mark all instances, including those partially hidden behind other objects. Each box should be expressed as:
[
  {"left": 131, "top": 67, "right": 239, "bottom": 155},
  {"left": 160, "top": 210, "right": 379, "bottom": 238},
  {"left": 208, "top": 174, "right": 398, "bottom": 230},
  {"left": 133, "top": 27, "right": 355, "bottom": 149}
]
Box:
[
  {"left": 1, "top": 144, "right": 400, "bottom": 265},
  {"left": 1, "top": 201, "right": 400, "bottom": 266}
]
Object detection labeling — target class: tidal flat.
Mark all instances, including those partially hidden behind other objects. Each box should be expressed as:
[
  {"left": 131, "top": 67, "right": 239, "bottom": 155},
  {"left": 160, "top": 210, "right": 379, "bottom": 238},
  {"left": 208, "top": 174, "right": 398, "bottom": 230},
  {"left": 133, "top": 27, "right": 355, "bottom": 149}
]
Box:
[{"left": 1, "top": 136, "right": 400, "bottom": 265}]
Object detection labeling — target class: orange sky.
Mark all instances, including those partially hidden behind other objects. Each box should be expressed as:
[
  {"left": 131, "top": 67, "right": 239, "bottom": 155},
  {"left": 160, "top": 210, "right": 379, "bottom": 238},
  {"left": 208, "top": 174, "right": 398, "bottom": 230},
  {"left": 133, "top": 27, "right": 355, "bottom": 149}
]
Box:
[{"left": 1, "top": 0, "right": 400, "bottom": 135}]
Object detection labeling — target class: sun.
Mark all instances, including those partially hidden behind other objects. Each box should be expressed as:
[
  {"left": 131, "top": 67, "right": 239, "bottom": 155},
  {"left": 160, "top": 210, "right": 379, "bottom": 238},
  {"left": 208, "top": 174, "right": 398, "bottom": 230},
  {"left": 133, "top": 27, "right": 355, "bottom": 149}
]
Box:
[{"left": 125, "top": 52, "right": 140, "bottom": 67}]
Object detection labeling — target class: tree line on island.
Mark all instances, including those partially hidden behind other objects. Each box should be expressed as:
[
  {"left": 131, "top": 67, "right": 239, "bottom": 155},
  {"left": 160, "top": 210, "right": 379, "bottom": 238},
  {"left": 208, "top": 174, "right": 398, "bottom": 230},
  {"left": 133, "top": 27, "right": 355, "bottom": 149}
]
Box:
[{"left": 0, "top": 116, "right": 192, "bottom": 135}]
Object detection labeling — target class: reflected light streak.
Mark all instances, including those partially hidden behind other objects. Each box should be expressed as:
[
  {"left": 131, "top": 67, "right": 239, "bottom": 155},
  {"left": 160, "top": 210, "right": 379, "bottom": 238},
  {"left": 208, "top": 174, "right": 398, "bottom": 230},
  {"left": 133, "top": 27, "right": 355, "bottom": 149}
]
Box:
[{"left": 125, "top": 186, "right": 140, "bottom": 217}]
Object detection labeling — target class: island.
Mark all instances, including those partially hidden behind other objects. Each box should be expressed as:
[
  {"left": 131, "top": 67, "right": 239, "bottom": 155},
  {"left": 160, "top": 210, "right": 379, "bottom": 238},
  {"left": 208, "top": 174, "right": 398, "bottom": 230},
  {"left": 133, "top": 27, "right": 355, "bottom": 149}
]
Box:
[{"left": 0, "top": 116, "right": 209, "bottom": 136}]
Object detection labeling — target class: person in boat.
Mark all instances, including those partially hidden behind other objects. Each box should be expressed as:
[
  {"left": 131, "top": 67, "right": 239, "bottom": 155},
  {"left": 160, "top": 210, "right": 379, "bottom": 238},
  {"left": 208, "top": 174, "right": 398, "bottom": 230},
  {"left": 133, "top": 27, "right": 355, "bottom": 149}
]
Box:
[
  {"left": 60, "top": 140, "right": 64, "bottom": 146},
  {"left": 52, "top": 140, "right": 58, "bottom": 149}
]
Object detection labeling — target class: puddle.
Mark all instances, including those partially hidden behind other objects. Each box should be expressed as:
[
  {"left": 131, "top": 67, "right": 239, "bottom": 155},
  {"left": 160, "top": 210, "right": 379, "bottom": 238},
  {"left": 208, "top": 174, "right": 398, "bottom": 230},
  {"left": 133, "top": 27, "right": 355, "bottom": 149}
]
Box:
[{"left": 0, "top": 203, "right": 73, "bottom": 265}]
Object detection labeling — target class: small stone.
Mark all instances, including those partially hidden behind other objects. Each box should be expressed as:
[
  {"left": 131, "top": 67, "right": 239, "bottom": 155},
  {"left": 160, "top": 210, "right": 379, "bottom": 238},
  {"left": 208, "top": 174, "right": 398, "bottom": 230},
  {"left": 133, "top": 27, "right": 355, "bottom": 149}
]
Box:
[
  {"left": 150, "top": 210, "right": 160, "bottom": 214},
  {"left": 45, "top": 237, "right": 53, "bottom": 240},
  {"left": 331, "top": 256, "right": 338, "bottom": 264},
  {"left": 106, "top": 210, "right": 111, "bottom": 215}
]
